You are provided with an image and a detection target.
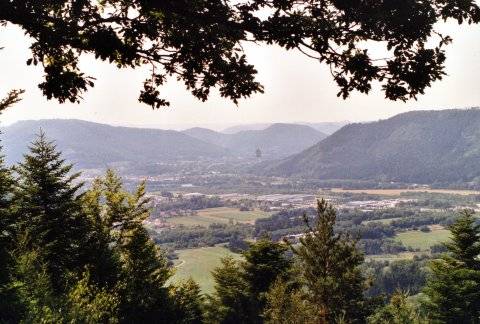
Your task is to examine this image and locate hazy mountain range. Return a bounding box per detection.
[183,123,327,158]
[262,109,480,184]
[0,120,327,166]
[222,122,347,135]
[4,110,480,185]
[0,120,229,167]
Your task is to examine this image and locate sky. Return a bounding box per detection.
[1,21,480,130]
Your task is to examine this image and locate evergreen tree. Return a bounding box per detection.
[170,279,205,324]
[0,89,23,322]
[66,270,120,323]
[368,291,427,324]
[10,248,64,323]
[422,210,480,323]
[12,131,90,292]
[119,225,171,322]
[264,279,314,324]
[209,257,250,324]
[210,238,291,324]
[290,199,368,323]
[88,170,173,322]
[0,143,19,322]
[241,237,292,323]
[80,177,121,288]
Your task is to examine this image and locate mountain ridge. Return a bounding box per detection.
[261,109,480,184]
[0,119,230,167]
[183,123,327,158]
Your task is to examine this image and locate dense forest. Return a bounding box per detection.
[263,109,480,184]
[2,133,480,323]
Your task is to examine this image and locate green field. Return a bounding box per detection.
[395,228,451,251]
[363,217,402,225]
[166,207,271,227]
[168,246,242,293]
[366,251,425,262]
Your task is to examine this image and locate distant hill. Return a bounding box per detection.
[184,123,327,159]
[1,119,229,167]
[222,122,347,135]
[222,123,271,134]
[261,109,480,184]
[302,122,349,135]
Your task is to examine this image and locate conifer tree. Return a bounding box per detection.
[0,89,23,321]
[209,256,250,324]
[80,177,121,288]
[422,210,480,322]
[0,141,19,321]
[290,199,368,323]
[210,238,291,324]
[241,237,292,323]
[367,291,427,324]
[66,270,120,323]
[9,248,64,323]
[264,279,314,324]
[13,131,89,292]
[170,279,205,324]
[87,170,173,322]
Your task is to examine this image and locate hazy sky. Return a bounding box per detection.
[1,21,480,130]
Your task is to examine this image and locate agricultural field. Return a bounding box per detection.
[169,245,242,293]
[166,207,271,227]
[395,227,451,251]
[330,188,480,196]
[366,251,425,262]
[362,217,403,225]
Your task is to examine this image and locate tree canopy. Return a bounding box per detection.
[1,0,479,108]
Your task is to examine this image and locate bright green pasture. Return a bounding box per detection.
[395,228,451,251]
[169,245,242,293]
[166,207,271,227]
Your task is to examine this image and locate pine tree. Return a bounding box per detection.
[241,237,292,323]
[12,131,90,292]
[367,291,427,324]
[422,210,480,323]
[0,144,20,321]
[209,238,291,324]
[170,279,205,324]
[119,225,171,322]
[10,248,65,323]
[264,279,314,324]
[290,199,368,323]
[80,177,121,288]
[89,170,173,322]
[66,270,120,323]
[209,256,250,324]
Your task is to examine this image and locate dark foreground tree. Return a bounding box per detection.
[13,131,90,293]
[368,291,427,324]
[0,125,17,321]
[289,199,368,323]
[170,279,205,324]
[263,279,314,324]
[0,89,24,111]
[1,1,479,107]
[82,170,173,322]
[422,210,480,323]
[209,237,291,323]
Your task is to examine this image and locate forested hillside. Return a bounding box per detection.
[184,123,327,158]
[263,109,480,184]
[1,119,229,167]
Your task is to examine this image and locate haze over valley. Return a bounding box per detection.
[4,109,480,188]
